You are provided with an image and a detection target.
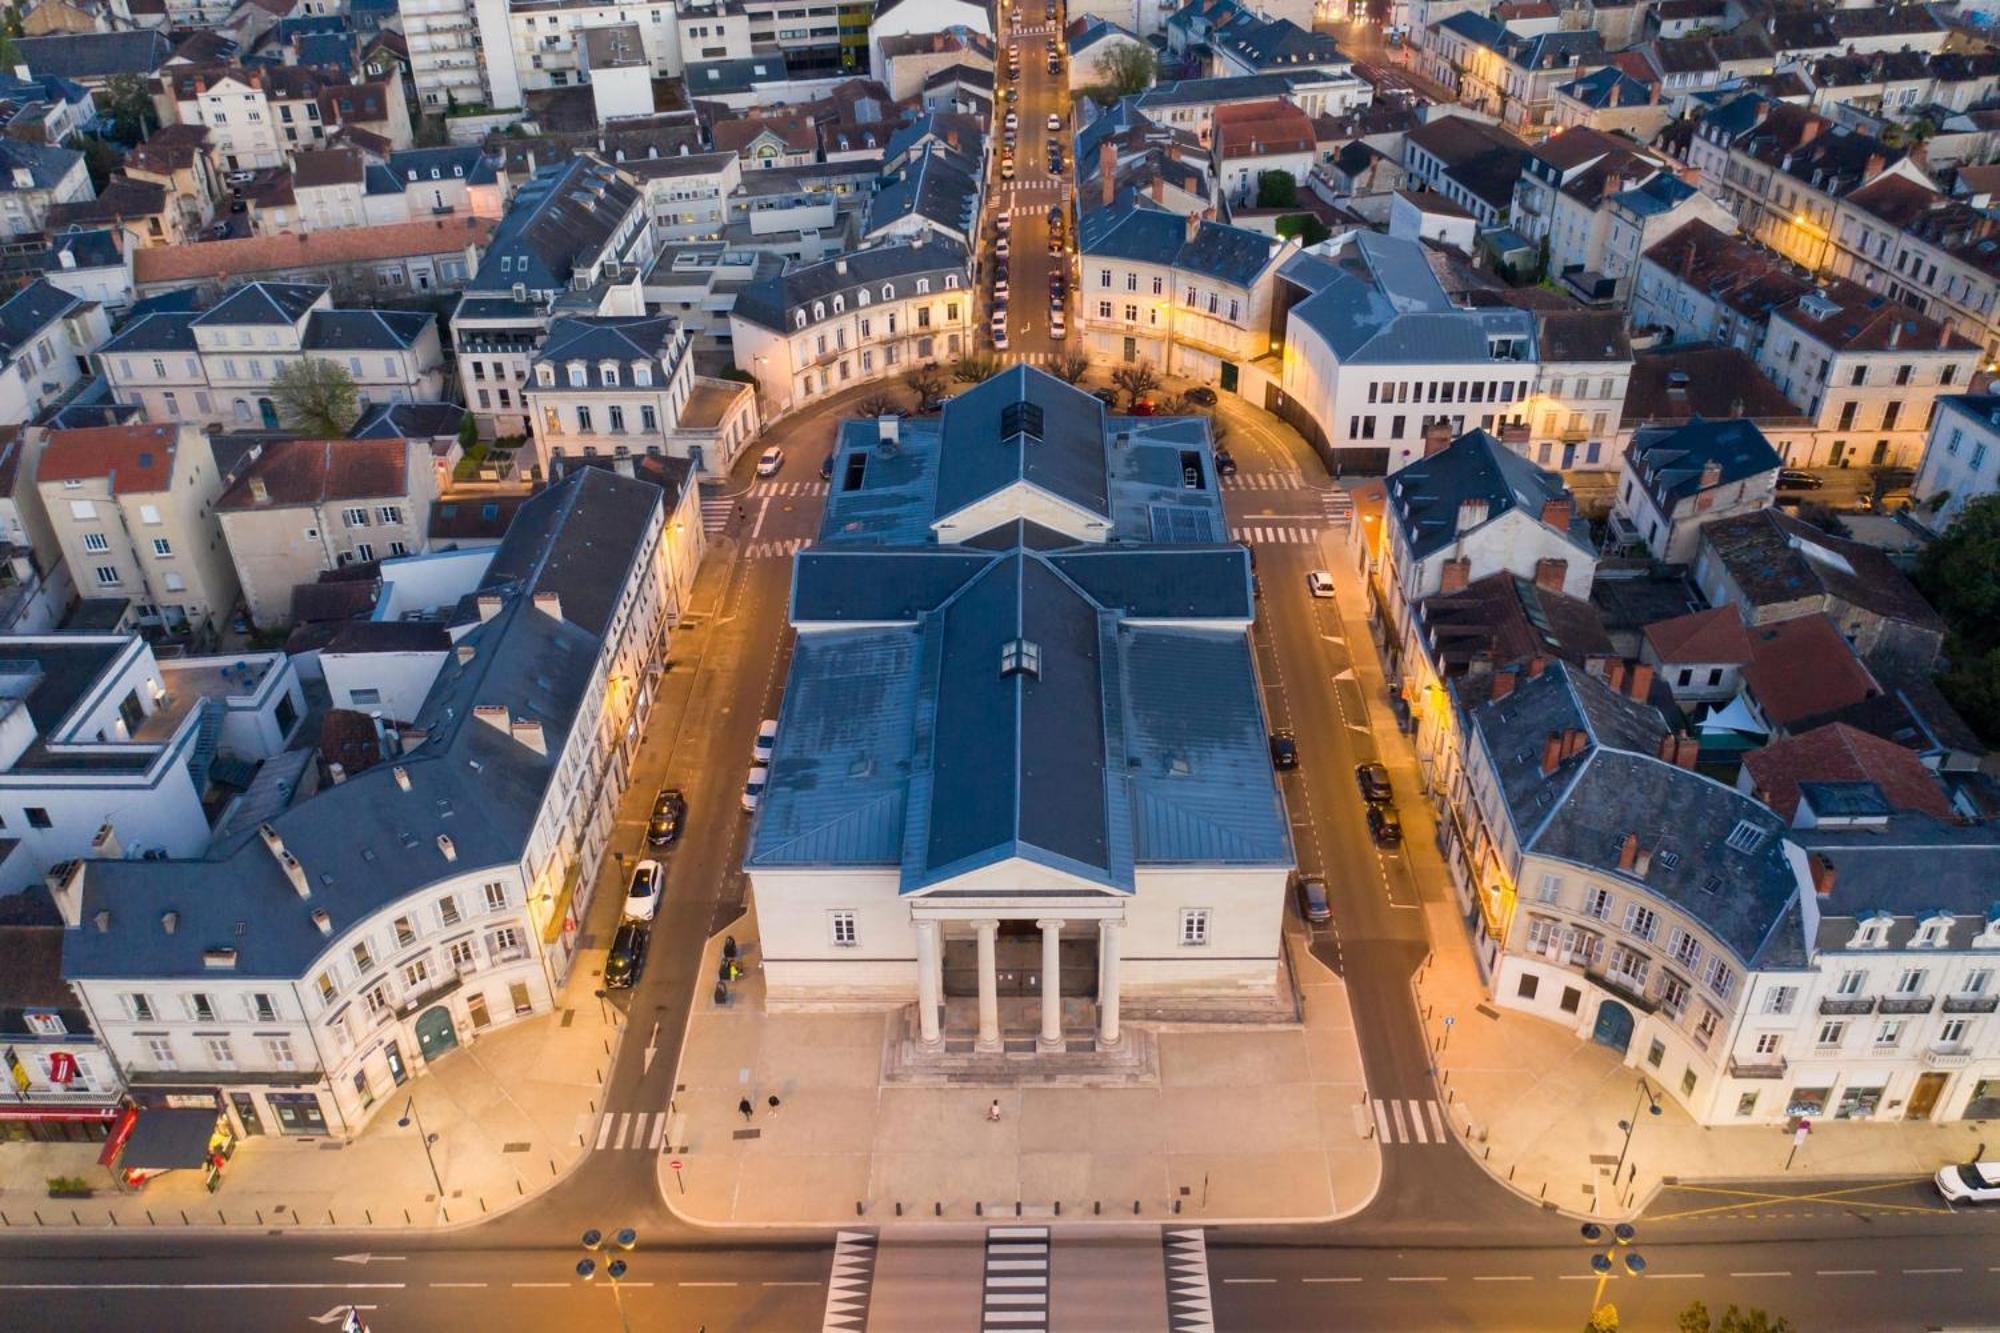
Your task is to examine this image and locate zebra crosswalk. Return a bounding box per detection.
[983,1225,1050,1332]
[1229,525,1325,545]
[1002,178,1068,194]
[1162,1228,1216,1333]
[701,497,734,534]
[745,538,808,560]
[1371,1096,1451,1147]
[588,1108,668,1152]
[997,351,1065,367]
[820,1230,878,1332]
[1220,473,1303,490]
[752,479,827,497]
[1322,487,1355,524]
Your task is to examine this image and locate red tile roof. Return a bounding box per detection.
[133,215,496,287]
[216,438,409,509]
[1213,98,1316,157]
[1741,721,1953,822]
[1740,613,1879,729]
[1644,604,1752,665]
[39,423,183,495]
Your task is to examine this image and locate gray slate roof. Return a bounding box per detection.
[934,367,1113,525]
[1078,202,1280,289]
[1388,428,1591,561]
[0,279,88,357]
[729,234,969,333]
[0,140,83,192]
[101,311,199,354]
[16,30,173,82]
[1627,417,1782,510]
[195,282,323,327]
[479,157,643,294]
[1283,230,1536,365]
[61,468,666,981]
[527,315,682,386]
[1794,813,2000,952]
[303,309,432,351]
[865,144,980,237]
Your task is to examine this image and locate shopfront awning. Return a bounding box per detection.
[117,1108,222,1170]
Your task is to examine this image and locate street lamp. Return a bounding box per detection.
[1580,1221,1644,1329]
[578,1226,639,1333]
[396,1096,445,1202]
[1610,1076,1662,1191]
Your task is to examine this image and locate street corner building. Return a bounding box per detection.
[744,367,1296,1052]
[43,465,701,1140]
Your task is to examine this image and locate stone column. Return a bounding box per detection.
[974,919,1001,1053]
[1098,920,1122,1049]
[1036,919,1065,1052]
[915,918,943,1050]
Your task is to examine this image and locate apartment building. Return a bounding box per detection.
[1826,172,2000,367]
[0,140,92,240]
[729,234,974,416]
[1525,309,1632,471]
[165,65,346,171]
[35,423,239,637]
[216,439,439,628]
[1077,204,1287,385]
[1401,113,1530,226]
[1912,392,2000,532]
[0,279,112,428]
[1631,220,1814,358]
[1612,416,1782,564]
[1420,12,1606,134]
[100,283,445,429]
[400,0,493,111]
[1276,230,1538,472]
[56,465,698,1141]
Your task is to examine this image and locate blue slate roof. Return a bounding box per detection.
[1558,67,1656,111]
[1138,72,1305,109]
[934,367,1113,525]
[102,310,198,354]
[865,144,980,237]
[0,279,88,358]
[60,468,667,981]
[1628,417,1783,510]
[1388,428,1592,562]
[481,157,643,295]
[730,235,969,334]
[1613,173,1697,218]
[1219,16,1346,70]
[528,315,682,386]
[1283,231,1536,365]
[48,227,120,270]
[1436,11,1506,46]
[687,54,788,95]
[1079,203,1279,288]
[195,282,322,327]
[1469,660,1805,966]
[15,30,172,82]
[0,139,82,192]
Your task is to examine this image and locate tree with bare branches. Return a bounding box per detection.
[1110,362,1160,409]
[856,392,902,417]
[1049,352,1091,384]
[902,367,948,413]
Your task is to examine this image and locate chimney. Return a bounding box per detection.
[161,910,178,935]
[1628,661,1654,701]
[437,834,458,862]
[835,256,848,275]
[1186,210,1202,242]
[511,717,547,755]
[1694,458,1723,511]
[1810,852,1837,896]
[1424,422,1453,456]
[1608,659,1627,694]
[476,593,503,621]
[45,860,84,928]
[1528,656,1548,678]
[91,824,123,860]
[1455,497,1489,533]
[1438,555,1471,593]
[474,703,512,732]
[1100,138,1117,208]
[312,907,333,936]
[1658,731,1680,763]
[1490,668,1517,702]
[1540,497,1571,532]
[879,416,899,444]
[1941,323,1956,351]
[532,589,562,621]
[393,764,411,791]
[1151,173,1165,204]
[328,762,347,785]
[1675,733,1700,769]
[1797,118,1823,148]
[1533,557,1568,592]
[1618,831,1640,871]
[1541,731,1564,774]
[1633,847,1653,877]
[249,475,270,504]
[1561,726,1587,760]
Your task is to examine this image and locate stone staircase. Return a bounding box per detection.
[881,1000,1160,1087]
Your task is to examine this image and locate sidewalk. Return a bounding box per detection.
[655,911,1381,1228]
[0,962,621,1231]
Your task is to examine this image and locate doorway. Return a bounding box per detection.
[467,993,491,1029]
[415,1006,459,1062]
[939,924,1101,996]
[1906,1071,1948,1120]
[1591,999,1635,1054]
[384,1040,408,1086]
[258,397,280,430]
[230,1092,263,1137]
[1220,360,1238,393]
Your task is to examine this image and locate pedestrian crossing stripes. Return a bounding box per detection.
[820,1230,877,1332]
[589,1109,668,1152]
[1162,1229,1216,1333]
[1228,525,1323,545]
[1219,473,1302,490]
[997,351,1063,366]
[1371,1097,1449,1146]
[700,497,734,534]
[983,1225,1050,1332]
[745,538,808,560]
[1322,488,1355,524]
[1002,179,1068,194]
[752,479,827,497]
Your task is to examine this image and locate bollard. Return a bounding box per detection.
[481,1198,488,1214]
[442,1206,449,1223]
[216,1210,224,1225]
[552,1159,559,1176]
[328,1211,335,1225]
[33,1211,43,1226]
[518,1180,525,1196]
[1015,1201,1022,1217]
[856,1202,865,1217]
[256,1210,264,1225]
[182,1210,190,1225]
[935,1202,942,1217]
[1508,1165,1516,1181]
[976,1201,984,1217]
[1133,1200,1141,1215]
[1539,1184,1547,1200]
[1094,1201,1101,1216]
[108,1212,118,1228]
[404,1209,412,1224]
[895,1202,902,1217]
[365,1209,372,1225]
[1054,1201,1061,1216]
[147,1211,155,1226]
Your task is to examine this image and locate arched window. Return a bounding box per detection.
[858,289,871,307]
[881,284,894,301]
[832,295,844,313]
[916,279,930,294]
[812,301,825,320]
[794,311,807,330]
[945,274,959,289]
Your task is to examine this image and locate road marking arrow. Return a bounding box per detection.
[309,1305,377,1326]
[643,1021,660,1074]
[332,1254,405,1266]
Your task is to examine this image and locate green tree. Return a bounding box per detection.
[1049,352,1091,385]
[457,411,479,451]
[1093,41,1156,97]
[1255,170,1299,209]
[1584,1303,1619,1333]
[1275,212,1331,247]
[97,74,158,145]
[1917,494,2000,648]
[1677,1300,1796,1333]
[1110,361,1160,408]
[270,359,360,437]
[80,137,124,192]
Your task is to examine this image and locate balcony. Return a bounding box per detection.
[1942,993,1999,1014]
[1878,994,1936,1015]
[1727,1056,1788,1080]
[1586,967,1658,1015]
[1817,995,1876,1015]
[1924,1045,1973,1069]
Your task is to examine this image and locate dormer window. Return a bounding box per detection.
[813,301,826,321]
[916,279,931,294]
[1000,638,1041,679]
[568,364,587,388]
[634,362,653,387]
[1853,917,1891,948]
[945,274,959,289]
[1916,915,1953,948]
[795,311,807,330]
[537,364,555,386]
[601,362,620,387]
[881,284,894,300]
[858,289,871,307]
[1723,820,1765,854]
[832,295,845,313]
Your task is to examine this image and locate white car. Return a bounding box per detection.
[1050,315,1067,341]
[622,859,663,922]
[756,446,784,476]
[996,235,1010,258]
[1004,112,1019,131]
[996,212,1011,232]
[1937,1161,2000,1203]
[742,766,770,812]
[753,718,778,763]
[993,324,1010,350]
[1307,570,1335,598]
[1046,114,1062,132]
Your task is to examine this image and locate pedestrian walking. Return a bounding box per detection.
[987,1099,1002,1123]
[738,1097,754,1123]
[767,1095,782,1115]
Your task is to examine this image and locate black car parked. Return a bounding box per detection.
[1270,730,1298,771]
[1354,762,1393,804]
[646,788,687,846]
[1183,386,1217,406]
[605,922,650,989]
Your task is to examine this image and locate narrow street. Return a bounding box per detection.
[987,0,1077,364]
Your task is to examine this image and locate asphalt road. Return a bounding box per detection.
[988,0,1076,361]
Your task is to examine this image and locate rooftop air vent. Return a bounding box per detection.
[312,907,332,936]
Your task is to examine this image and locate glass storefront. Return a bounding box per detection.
[1965,1078,2000,1120]
[1835,1084,1884,1119]
[266,1093,328,1136]
[1785,1086,1831,1117]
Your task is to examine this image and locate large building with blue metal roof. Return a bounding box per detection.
[746,368,1294,1054]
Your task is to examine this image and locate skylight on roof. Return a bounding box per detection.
[1000,638,1041,679]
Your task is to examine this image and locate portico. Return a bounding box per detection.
[913,909,1124,1054]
